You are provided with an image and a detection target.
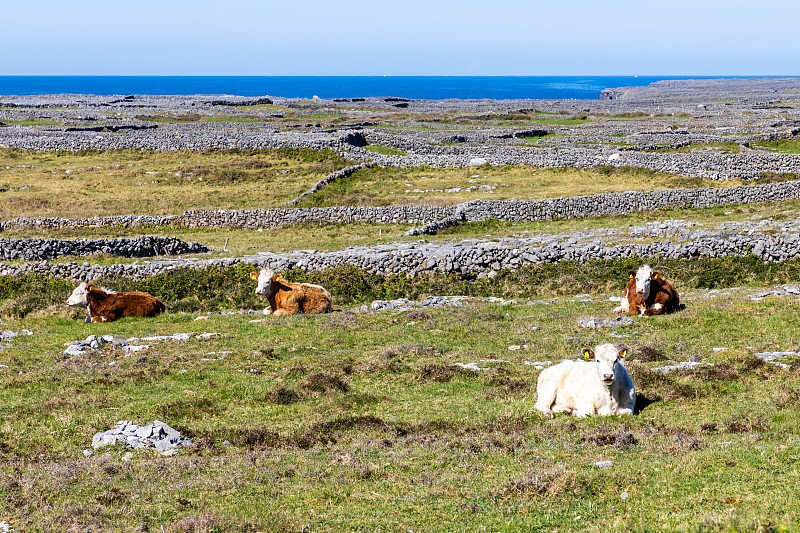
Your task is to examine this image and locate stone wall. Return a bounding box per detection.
[0,236,208,261]
[0,228,796,282]
[5,180,800,234]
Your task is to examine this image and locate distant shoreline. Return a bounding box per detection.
[0,75,782,100]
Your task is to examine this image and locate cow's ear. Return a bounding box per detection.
[272,274,282,282]
[620,349,627,359]
[653,272,659,280]
[628,270,635,279]
[583,349,595,361]
[250,272,259,280]
[87,284,93,290]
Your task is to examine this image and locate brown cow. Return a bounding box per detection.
[613,264,680,316]
[250,268,332,316]
[67,282,166,323]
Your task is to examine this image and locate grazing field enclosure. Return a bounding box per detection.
[2,78,800,531]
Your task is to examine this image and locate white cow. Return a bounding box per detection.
[534,343,636,418]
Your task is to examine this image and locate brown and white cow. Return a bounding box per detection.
[250,268,332,317]
[613,264,680,316]
[67,282,166,323]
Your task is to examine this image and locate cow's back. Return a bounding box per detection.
[298,282,332,314]
[88,289,165,321]
[120,291,166,317]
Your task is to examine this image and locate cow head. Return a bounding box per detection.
[250,268,281,297]
[67,282,89,306]
[631,264,659,299]
[584,343,627,386]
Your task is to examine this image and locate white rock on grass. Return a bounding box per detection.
[754,351,798,369]
[91,420,192,454]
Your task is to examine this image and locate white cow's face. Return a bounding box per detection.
[584,343,626,385]
[67,282,89,306]
[251,268,276,297]
[633,265,655,299]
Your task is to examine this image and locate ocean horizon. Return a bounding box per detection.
[0,75,765,100]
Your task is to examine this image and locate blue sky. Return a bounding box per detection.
[4,0,798,75]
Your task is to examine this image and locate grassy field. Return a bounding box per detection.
[0,148,748,215]
[294,164,738,208]
[2,146,800,531]
[0,148,348,218]
[1,269,800,531]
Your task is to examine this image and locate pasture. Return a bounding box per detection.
[1,145,800,532]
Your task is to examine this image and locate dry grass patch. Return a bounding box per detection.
[0,147,347,218]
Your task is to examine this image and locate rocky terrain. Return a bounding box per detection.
[1,78,799,180]
[3,215,799,281]
[1,77,799,279]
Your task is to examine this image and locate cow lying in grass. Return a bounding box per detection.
[67,282,166,323]
[250,268,332,317]
[613,264,680,316]
[534,343,635,418]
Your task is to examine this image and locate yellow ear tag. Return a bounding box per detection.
[250,272,258,280]
[653,273,659,280]
[621,350,627,359]
[584,351,591,360]
[629,274,634,279]
[276,275,282,281]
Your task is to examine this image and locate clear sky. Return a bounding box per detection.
[4,0,798,76]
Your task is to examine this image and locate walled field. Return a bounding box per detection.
[0,148,740,217]
[3,80,800,532]
[2,275,800,532]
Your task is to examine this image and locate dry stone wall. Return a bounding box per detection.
[3,220,800,282]
[5,181,800,235]
[0,236,208,261]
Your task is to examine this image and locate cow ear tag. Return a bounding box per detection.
[272,274,282,282]
[583,350,591,361]
[629,273,634,279]
[653,273,659,279]
[620,349,627,359]
[250,272,259,280]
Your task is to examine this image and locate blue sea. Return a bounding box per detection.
[0,75,734,100]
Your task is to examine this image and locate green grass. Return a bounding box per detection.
[362,145,407,156]
[295,163,737,208]
[755,139,800,154]
[3,257,800,530]
[4,132,800,530]
[2,119,61,126]
[2,147,739,216]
